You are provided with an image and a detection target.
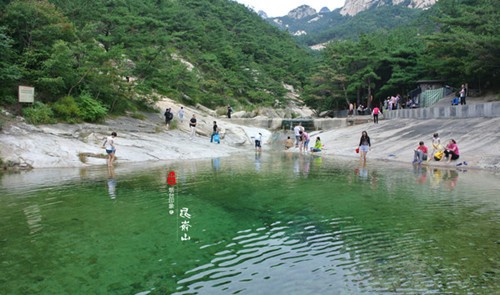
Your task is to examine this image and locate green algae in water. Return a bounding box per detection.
[0,154,498,294]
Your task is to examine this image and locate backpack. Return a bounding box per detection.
[434,150,444,161]
[165,111,173,120]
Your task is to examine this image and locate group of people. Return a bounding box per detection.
[164,106,185,130]
[384,94,402,110]
[164,107,216,141]
[451,84,467,106]
[413,133,461,165]
[287,123,324,153]
[165,105,234,142]
[100,127,463,169]
[347,102,381,124]
[356,130,463,167]
[105,102,466,168]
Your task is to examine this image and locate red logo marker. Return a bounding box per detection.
[167,171,176,186]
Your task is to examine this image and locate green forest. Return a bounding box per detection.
[0,0,498,123]
[303,0,500,112]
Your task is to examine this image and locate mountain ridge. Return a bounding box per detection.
[263,1,429,46]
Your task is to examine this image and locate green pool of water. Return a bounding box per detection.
[0,153,499,294]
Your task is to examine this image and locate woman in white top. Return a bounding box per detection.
[102,132,117,166]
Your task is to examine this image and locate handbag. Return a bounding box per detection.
[355,147,360,153]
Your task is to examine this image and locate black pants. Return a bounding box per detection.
[460,96,466,105]
[373,114,378,124]
[444,150,459,160]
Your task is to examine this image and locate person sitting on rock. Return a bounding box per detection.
[357,104,364,115]
[310,137,323,153]
[413,141,428,164]
[444,139,460,163]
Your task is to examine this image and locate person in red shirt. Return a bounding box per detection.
[444,139,460,163]
[372,106,380,124]
[413,141,428,164]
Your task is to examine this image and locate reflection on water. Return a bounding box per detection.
[254,152,261,172]
[419,166,462,191]
[107,166,117,199]
[23,204,43,235]
[0,154,499,294]
[212,157,221,172]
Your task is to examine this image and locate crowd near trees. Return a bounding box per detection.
[304,0,500,113]
[0,0,498,122]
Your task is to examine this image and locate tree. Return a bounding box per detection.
[423,0,500,89]
[0,27,21,91]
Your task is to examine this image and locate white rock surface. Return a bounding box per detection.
[0,99,273,168]
[340,0,436,16]
[2,99,499,171]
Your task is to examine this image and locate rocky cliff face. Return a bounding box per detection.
[319,7,331,14]
[340,0,436,16]
[257,10,268,19]
[287,5,317,19]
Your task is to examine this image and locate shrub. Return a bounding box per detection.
[170,119,178,130]
[52,96,82,123]
[130,112,146,120]
[77,93,108,122]
[23,102,55,124]
[215,107,227,116]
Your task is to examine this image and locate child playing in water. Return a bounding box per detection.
[284,136,294,150]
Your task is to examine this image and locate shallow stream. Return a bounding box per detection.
[1,153,498,294]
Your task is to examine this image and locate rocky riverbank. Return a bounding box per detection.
[314,117,500,171]
[1,98,500,171]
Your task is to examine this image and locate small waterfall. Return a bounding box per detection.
[270,130,293,149]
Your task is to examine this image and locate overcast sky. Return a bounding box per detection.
[234,0,345,17]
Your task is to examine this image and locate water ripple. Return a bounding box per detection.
[175,217,375,294]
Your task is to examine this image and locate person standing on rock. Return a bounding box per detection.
[178,106,185,123]
[372,106,380,124]
[164,108,173,130]
[428,133,441,162]
[299,130,310,153]
[358,130,371,165]
[460,84,467,105]
[102,132,117,167]
[211,121,220,144]
[227,105,232,118]
[189,114,197,139]
[293,123,302,148]
[255,133,262,152]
